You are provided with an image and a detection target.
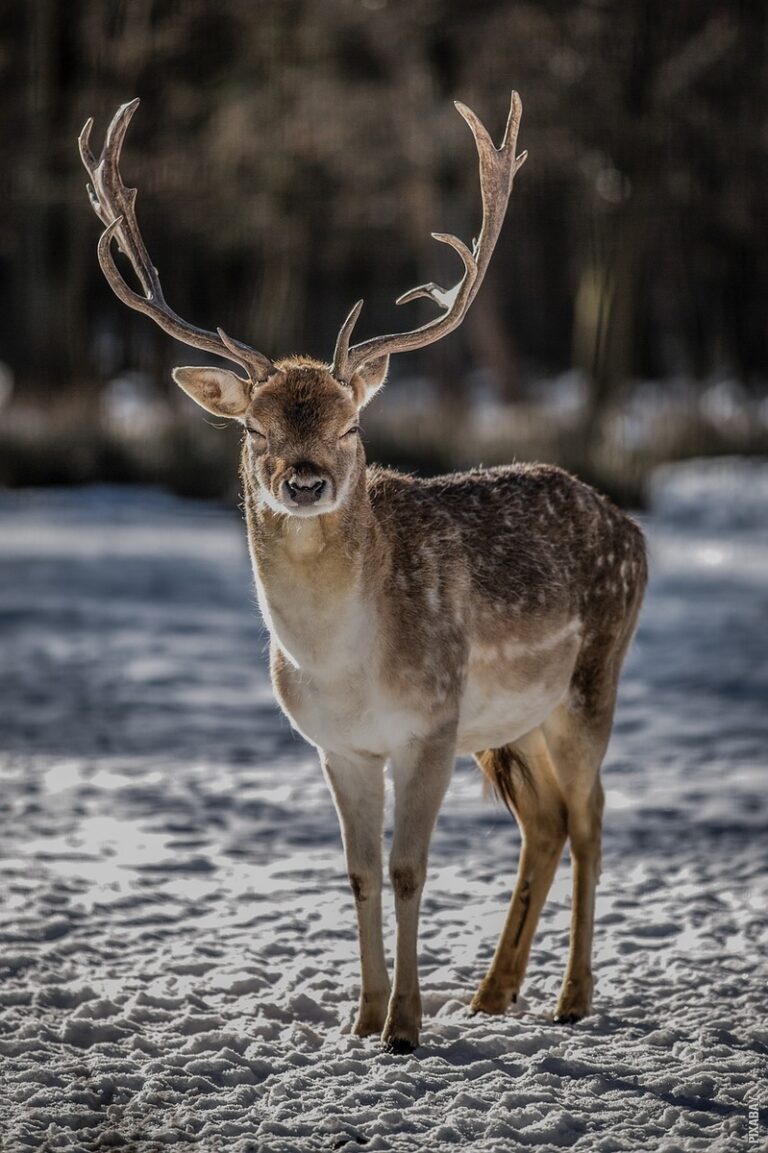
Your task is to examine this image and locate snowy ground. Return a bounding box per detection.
[0,459,766,1152]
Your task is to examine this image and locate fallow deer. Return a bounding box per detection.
[80,93,647,1053]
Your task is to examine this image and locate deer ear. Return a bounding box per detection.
[172,366,251,419]
[349,356,389,408]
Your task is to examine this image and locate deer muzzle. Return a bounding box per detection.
[282,471,329,508]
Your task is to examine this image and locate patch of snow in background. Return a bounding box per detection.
[0,459,766,1152]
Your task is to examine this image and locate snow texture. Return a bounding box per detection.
[0,458,766,1152]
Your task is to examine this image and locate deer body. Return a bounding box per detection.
[249,457,604,764]
[80,93,647,1053]
[237,426,645,1051]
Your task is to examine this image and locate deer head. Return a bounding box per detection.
[79,95,526,517]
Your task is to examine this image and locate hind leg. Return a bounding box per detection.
[471,728,568,1015]
[546,577,645,1022]
[543,703,609,1023]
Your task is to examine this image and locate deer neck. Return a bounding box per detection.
[243,469,375,671]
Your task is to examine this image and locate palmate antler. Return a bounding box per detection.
[331,92,527,382]
[78,99,275,382]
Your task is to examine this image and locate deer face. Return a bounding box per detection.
[172,356,388,518]
[244,361,363,518]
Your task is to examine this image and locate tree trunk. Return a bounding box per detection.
[466,267,521,401]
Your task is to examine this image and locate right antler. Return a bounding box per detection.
[332,92,526,383]
[79,100,275,381]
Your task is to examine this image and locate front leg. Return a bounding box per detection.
[321,750,389,1037]
[384,729,456,1053]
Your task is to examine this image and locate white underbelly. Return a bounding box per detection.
[289,665,576,759]
[278,618,583,760]
[456,674,570,754]
[279,673,432,759]
[456,623,581,754]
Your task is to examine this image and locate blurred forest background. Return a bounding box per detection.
[1,0,766,504]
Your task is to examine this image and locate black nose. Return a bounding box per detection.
[283,476,327,506]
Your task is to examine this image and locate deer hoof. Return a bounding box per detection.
[554,977,592,1024]
[381,1035,416,1055]
[353,1013,386,1038]
[470,979,516,1016]
[382,993,420,1054]
[553,1010,584,1025]
[352,989,390,1037]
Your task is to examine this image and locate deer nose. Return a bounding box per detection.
[283,474,328,507]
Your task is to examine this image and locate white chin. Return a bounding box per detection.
[282,502,337,519]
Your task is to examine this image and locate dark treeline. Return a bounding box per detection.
[1,0,766,491]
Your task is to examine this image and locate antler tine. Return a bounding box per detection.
[79,100,275,380]
[332,91,526,383]
[331,300,365,385]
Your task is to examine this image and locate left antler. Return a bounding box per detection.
[79,99,276,381]
[331,92,527,383]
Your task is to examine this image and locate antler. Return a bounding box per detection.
[78,100,275,381]
[332,92,526,382]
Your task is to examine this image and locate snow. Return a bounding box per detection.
[0,459,766,1152]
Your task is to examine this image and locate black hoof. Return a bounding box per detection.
[553,1011,582,1025]
[382,1036,416,1055]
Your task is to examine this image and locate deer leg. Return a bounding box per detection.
[555,776,604,1023]
[471,728,567,1015]
[543,701,610,1023]
[322,751,389,1037]
[384,732,456,1053]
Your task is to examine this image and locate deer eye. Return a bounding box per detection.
[341,425,359,439]
[246,425,266,440]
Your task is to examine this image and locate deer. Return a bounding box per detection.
[79,92,647,1054]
